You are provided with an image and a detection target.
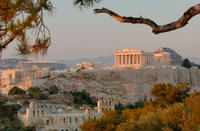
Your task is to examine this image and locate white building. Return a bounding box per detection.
[0,66,50,95]
[18,99,115,131]
[114,48,171,69]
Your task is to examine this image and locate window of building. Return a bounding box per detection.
[109,101,111,106]
[46,120,49,125]
[42,110,44,117]
[37,111,39,117]
[33,111,35,117]
[63,118,65,123]
[69,118,72,124]
[75,117,78,123]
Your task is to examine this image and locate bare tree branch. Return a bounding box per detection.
[93,4,200,34]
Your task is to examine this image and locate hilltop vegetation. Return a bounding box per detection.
[81,83,200,131]
[0,93,35,131]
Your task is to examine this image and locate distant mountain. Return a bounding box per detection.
[0,59,66,70]
[189,57,200,65]
[0,59,28,69]
[56,55,115,68]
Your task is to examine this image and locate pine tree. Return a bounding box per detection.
[181,58,192,69]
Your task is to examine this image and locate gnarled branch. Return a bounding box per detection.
[93,4,200,34]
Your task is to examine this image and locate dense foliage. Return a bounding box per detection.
[181,58,192,69]
[0,0,99,57]
[0,93,35,131]
[81,83,200,131]
[27,87,48,100]
[69,90,97,106]
[8,87,26,96]
[48,85,59,94]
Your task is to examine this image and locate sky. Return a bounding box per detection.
[3,0,200,60]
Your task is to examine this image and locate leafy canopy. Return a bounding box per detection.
[0,0,100,58]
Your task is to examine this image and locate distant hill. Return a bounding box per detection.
[0,59,66,70]
[189,57,200,65]
[0,51,199,70]
[0,59,28,69]
[56,55,115,68]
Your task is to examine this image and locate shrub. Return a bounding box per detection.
[181,58,192,69]
[49,85,59,94]
[69,90,96,106]
[8,87,26,96]
[28,87,48,100]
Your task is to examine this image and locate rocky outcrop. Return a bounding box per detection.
[42,67,200,105]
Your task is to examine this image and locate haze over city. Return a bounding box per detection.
[2,0,200,60]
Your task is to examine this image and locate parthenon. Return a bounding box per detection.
[114,48,170,69]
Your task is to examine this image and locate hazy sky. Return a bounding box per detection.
[3,0,200,60]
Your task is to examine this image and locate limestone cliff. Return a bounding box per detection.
[41,67,200,105]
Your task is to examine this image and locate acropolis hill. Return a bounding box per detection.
[39,47,200,105]
[42,67,200,105]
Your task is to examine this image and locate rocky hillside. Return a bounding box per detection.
[41,67,200,105]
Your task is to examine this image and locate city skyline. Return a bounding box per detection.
[2,0,200,60]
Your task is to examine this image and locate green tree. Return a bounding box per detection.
[151,83,191,104]
[8,87,26,96]
[81,83,198,131]
[49,85,59,94]
[0,0,53,57]
[0,93,7,104]
[181,58,192,69]
[70,90,96,106]
[0,0,99,57]
[28,87,48,100]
